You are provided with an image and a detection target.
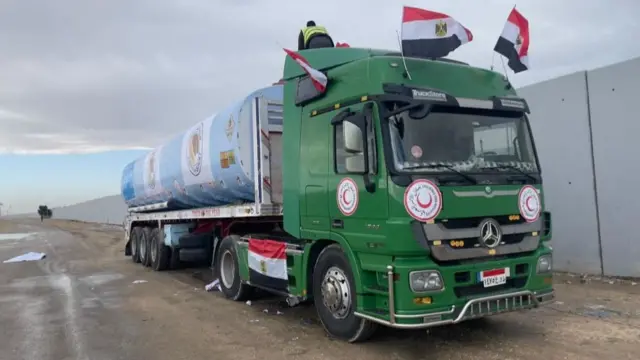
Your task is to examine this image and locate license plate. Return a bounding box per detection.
[478,267,510,288]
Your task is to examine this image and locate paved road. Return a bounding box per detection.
[0,219,639,360]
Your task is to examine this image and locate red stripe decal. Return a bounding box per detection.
[483,268,506,277]
[248,238,286,260]
[402,6,450,22]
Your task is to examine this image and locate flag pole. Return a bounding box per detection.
[396,30,412,80]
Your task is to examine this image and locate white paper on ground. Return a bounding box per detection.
[3,252,46,263]
[205,279,221,292]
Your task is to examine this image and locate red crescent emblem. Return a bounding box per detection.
[416,191,433,209]
[342,188,351,205]
[525,196,535,212]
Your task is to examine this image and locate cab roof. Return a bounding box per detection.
[282,47,472,80]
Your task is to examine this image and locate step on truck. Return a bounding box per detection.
[121,47,555,343]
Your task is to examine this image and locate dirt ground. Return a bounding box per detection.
[0,218,639,360]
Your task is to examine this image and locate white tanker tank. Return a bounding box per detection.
[120,84,283,211]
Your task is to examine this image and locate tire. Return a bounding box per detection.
[139,227,152,267]
[216,235,253,301]
[130,227,142,263]
[313,244,378,343]
[169,249,181,270]
[150,227,171,271]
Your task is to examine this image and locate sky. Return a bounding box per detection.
[0,0,639,214]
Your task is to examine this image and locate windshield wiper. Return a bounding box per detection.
[481,164,537,182]
[403,163,477,184]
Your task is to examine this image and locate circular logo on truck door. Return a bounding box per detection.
[518,185,541,222]
[404,179,443,222]
[337,178,359,216]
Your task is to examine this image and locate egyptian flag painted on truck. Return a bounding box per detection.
[401,6,473,59]
[248,238,288,291]
[494,8,530,73]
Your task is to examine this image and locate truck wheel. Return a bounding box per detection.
[169,249,181,270]
[313,244,378,343]
[139,227,152,267]
[130,227,142,263]
[150,227,170,271]
[216,235,253,301]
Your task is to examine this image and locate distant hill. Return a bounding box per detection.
[51,194,127,224]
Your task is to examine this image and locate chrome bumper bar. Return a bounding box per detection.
[354,265,555,329]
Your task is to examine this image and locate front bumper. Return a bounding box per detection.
[354,265,555,329]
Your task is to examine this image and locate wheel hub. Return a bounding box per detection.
[220,250,235,289]
[150,237,157,263]
[140,236,146,257]
[131,235,137,254]
[321,266,351,319]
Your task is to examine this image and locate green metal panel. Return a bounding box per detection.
[326,102,390,253]
[282,80,303,237]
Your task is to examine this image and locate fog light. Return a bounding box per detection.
[537,255,552,274]
[409,270,444,292]
[413,296,433,305]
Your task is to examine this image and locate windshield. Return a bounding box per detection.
[387,107,538,173]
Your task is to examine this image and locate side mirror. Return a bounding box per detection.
[343,121,364,153]
[408,103,432,119]
[344,155,365,173]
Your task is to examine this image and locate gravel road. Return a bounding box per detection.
[0,218,638,360]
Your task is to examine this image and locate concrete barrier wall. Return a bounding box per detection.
[51,195,127,225]
[519,56,640,277]
[586,59,640,277]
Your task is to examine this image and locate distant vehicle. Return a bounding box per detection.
[120,47,554,343]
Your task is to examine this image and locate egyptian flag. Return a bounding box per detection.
[494,8,530,73]
[248,238,288,291]
[283,48,328,92]
[401,6,473,59]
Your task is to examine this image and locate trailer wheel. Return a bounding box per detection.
[139,227,152,267]
[130,227,142,263]
[150,227,170,271]
[313,244,378,343]
[169,249,181,270]
[216,235,253,301]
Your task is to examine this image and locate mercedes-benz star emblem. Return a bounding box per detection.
[479,218,502,249]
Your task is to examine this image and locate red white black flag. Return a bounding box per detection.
[494,8,530,73]
[248,238,288,291]
[400,6,473,59]
[283,48,328,92]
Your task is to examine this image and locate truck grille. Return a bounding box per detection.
[454,277,527,298]
[440,215,524,230]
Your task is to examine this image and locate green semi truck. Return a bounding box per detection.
[122,47,554,343]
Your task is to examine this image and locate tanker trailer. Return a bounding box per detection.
[120,84,283,212]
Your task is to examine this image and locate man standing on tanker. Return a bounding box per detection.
[298,20,334,50]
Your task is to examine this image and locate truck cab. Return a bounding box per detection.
[281,47,554,339]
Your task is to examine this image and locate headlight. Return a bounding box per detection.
[409,270,444,292]
[537,255,553,273]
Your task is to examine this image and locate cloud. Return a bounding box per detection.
[0,0,638,154]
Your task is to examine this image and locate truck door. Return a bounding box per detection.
[327,102,388,250]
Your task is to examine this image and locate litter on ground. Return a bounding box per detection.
[3,251,46,263]
[205,279,221,292]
